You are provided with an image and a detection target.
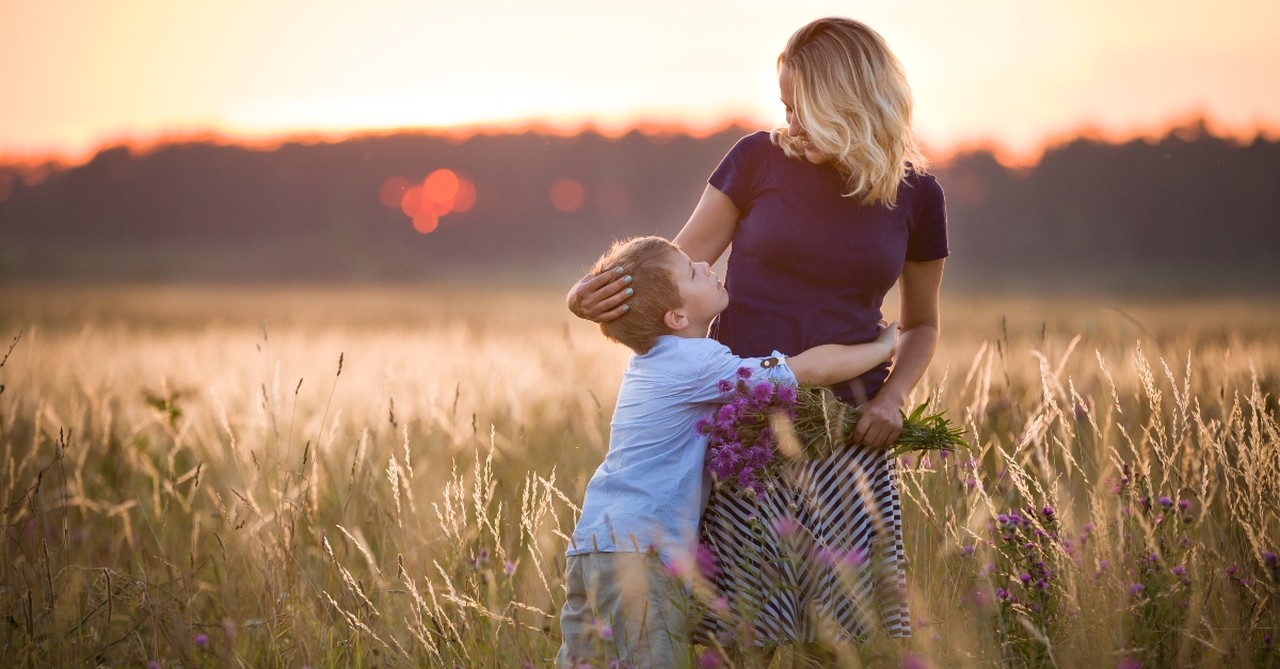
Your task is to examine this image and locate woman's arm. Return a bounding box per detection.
[673,184,738,265]
[852,258,945,448]
[566,184,739,321]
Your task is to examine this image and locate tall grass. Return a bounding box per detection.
[1,286,1277,667]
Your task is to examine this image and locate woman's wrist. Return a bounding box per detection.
[871,385,908,410]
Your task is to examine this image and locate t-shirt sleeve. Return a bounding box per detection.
[708,132,767,212]
[906,175,949,262]
[686,342,799,403]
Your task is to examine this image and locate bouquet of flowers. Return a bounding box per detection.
[697,367,967,498]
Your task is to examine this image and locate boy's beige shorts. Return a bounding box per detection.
[557,551,692,668]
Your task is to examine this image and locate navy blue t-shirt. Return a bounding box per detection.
[708,131,949,403]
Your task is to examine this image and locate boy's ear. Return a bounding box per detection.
[663,308,688,331]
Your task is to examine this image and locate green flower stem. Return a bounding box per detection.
[787,385,968,460]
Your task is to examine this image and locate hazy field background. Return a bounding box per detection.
[1,284,1278,668]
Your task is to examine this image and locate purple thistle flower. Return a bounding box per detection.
[771,515,799,537]
[735,367,753,380]
[717,378,733,394]
[751,381,774,402]
[698,649,723,669]
[1178,498,1191,511]
[194,633,209,648]
[1042,505,1055,519]
[995,587,1009,600]
[775,384,797,405]
[842,548,868,567]
[708,449,739,478]
[1158,496,1173,507]
[1264,551,1278,567]
[696,544,720,580]
[1172,565,1186,577]
[1019,572,1032,585]
[1128,583,1144,597]
[901,652,929,669]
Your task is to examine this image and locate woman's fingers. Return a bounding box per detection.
[854,400,903,449]
[576,268,634,322]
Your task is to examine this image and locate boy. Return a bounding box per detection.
[557,236,897,668]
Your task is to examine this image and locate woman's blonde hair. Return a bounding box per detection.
[772,17,927,206]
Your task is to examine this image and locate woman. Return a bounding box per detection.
[568,16,947,654]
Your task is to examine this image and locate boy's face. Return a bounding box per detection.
[666,248,729,328]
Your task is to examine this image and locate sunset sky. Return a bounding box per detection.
[3,0,1278,165]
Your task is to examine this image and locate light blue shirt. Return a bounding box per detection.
[568,335,797,567]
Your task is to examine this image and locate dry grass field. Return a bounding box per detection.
[1,284,1278,668]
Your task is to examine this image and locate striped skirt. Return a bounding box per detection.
[696,443,909,646]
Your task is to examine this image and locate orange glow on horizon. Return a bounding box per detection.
[1,112,1274,177]
[3,3,1279,172]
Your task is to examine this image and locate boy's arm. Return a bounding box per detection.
[786,323,898,386]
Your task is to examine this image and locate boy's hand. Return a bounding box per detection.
[875,321,901,361]
[567,267,634,322]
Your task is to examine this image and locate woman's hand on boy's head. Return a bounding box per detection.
[567,266,635,323]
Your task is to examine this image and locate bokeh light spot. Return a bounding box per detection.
[550,178,585,213]
[397,167,473,232]
[413,213,440,235]
[379,175,410,208]
[400,185,424,217]
[424,169,459,204]
[454,175,477,213]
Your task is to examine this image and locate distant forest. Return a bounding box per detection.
[2,121,1277,293]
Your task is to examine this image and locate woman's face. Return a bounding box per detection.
[778,64,826,165]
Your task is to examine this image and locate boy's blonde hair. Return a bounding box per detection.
[589,236,683,354]
[772,17,928,207]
